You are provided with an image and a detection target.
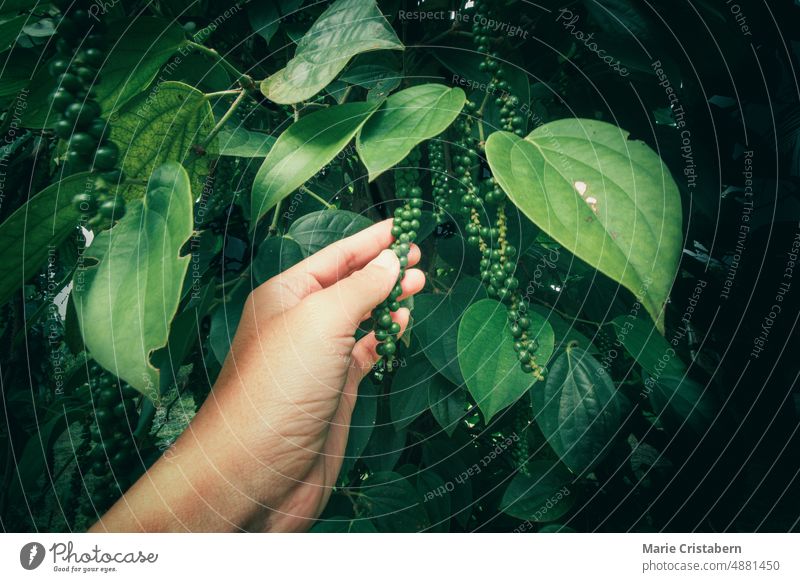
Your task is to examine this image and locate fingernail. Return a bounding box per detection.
[372,249,398,270]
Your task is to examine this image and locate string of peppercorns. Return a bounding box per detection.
[468,0,545,380]
[84,363,141,511]
[429,139,450,222]
[509,405,532,476]
[372,149,424,376]
[50,0,125,230]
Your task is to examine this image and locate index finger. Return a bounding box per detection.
[284,218,415,289]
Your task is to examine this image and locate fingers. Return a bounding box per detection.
[251,219,420,323]
[307,249,401,333]
[349,308,411,381]
[283,219,419,290]
[357,268,426,323]
[396,268,425,301]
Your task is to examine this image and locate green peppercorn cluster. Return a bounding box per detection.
[510,406,532,476]
[372,149,424,373]
[84,364,140,509]
[438,0,545,380]
[49,0,124,229]
[429,140,451,221]
[473,1,526,137]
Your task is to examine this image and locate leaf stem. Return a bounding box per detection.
[269,198,283,235]
[203,90,243,100]
[476,90,491,117]
[186,41,255,90]
[532,298,600,327]
[199,90,247,151]
[300,186,334,209]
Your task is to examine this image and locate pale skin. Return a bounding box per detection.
[89,220,425,532]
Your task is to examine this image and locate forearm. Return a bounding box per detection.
[89,385,289,532]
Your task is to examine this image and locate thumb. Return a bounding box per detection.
[307,249,400,332]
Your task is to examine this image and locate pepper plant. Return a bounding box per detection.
[1,0,797,532]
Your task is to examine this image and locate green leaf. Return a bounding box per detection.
[532,346,622,474]
[110,81,214,200]
[339,378,378,481]
[252,236,304,284]
[9,409,85,501]
[248,0,303,43]
[208,282,249,366]
[500,461,574,522]
[310,516,377,532]
[216,125,276,158]
[611,315,685,377]
[413,277,486,385]
[486,119,682,331]
[339,52,402,95]
[251,102,379,224]
[530,305,597,355]
[0,49,36,99]
[390,356,435,430]
[362,421,406,474]
[0,0,38,13]
[357,84,465,181]
[287,209,373,257]
[647,374,717,435]
[0,172,87,307]
[72,163,194,401]
[427,376,466,436]
[260,0,403,104]
[0,15,26,52]
[417,469,451,532]
[21,18,185,128]
[612,314,717,433]
[538,524,577,533]
[458,299,553,421]
[356,471,430,532]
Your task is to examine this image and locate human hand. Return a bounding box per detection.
[90,219,424,532]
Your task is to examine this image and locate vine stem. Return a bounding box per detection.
[198,90,247,151]
[203,89,242,99]
[532,298,600,327]
[476,90,492,117]
[269,198,283,235]
[300,186,334,209]
[185,41,255,89]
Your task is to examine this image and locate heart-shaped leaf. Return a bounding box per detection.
[252,236,304,284]
[73,163,194,401]
[500,461,574,522]
[532,346,622,474]
[251,102,379,225]
[260,0,403,104]
[486,119,682,331]
[287,209,373,257]
[357,84,466,181]
[355,471,430,532]
[458,299,553,421]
